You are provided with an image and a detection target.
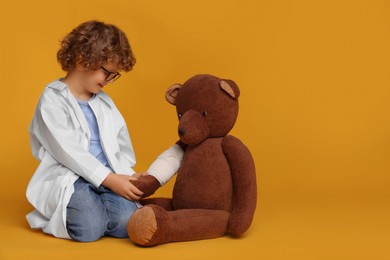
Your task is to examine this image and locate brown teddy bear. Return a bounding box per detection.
[128,74,257,246]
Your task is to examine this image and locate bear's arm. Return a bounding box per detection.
[131,174,161,198]
[222,135,257,235]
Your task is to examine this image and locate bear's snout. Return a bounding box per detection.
[177,110,209,146]
[178,127,185,136]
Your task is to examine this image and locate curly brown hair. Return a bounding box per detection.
[57,20,136,72]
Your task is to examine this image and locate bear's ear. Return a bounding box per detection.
[165,83,182,105]
[220,79,240,99]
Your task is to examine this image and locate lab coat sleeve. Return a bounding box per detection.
[117,124,136,175]
[32,98,111,188]
[147,144,184,185]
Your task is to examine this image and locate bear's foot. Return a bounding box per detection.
[127,205,166,246]
[128,205,231,247]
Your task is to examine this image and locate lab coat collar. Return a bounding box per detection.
[96,91,112,108]
[47,79,112,107]
[47,79,67,91]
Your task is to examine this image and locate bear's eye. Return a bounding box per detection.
[201,111,208,117]
[178,114,182,120]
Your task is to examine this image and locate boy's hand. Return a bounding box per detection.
[102,173,144,201]
[131,172,148,178]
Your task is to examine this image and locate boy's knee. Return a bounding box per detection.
[66,205,108,242]
[67,220,107,242]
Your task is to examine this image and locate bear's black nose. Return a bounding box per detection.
[178,127,185,136]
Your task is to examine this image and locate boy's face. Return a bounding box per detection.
[76,63,120,96]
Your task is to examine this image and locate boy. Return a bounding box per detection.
[26,20,182,242]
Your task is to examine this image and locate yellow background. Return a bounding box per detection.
[1,0,389,259]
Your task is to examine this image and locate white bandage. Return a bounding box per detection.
[147,144,184,185]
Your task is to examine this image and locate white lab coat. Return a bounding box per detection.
[26,79,183,239]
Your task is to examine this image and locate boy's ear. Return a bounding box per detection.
[165,84,182,105]
[75,55,87,72]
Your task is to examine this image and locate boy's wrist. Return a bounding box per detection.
[101,172,115,188]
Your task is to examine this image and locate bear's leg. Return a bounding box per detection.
[127,204,230,247]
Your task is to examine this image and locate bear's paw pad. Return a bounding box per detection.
[127,206,157,245]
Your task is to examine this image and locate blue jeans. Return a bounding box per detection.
[66,177,139,242]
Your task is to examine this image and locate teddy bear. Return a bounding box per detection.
[128,74,257,246]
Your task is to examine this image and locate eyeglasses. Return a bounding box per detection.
[100,66,121,82]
